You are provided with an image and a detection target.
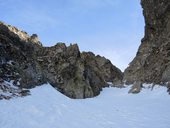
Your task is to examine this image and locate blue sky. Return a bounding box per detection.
[0,0,144,71]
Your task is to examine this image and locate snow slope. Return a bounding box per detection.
[0,84,170,128]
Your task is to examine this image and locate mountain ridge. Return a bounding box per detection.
[0,21,123,99]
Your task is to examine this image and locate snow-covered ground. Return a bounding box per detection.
[0,84,170,128]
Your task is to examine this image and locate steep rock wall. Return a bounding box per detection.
[124,0,170,92]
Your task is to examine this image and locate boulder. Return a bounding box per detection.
[128,81,142,94]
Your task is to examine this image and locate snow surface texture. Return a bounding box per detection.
[0,84,170,128]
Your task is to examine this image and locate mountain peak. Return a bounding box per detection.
[0,21,42,46]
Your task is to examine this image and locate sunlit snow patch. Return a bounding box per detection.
[0,83,170,128]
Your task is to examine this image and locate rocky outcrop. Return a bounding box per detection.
[0,80,30,100]
[0,21,123,99]
[81,52,123,87]
[128,81,142,94]
[124,0,170,93]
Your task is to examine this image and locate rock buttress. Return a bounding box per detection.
[124,0,170,93]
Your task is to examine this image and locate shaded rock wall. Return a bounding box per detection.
[124,0,170,91]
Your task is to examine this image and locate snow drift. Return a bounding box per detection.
[0,84,170,128]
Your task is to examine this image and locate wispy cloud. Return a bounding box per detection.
[16,9,57,32]
[0,0,58,33]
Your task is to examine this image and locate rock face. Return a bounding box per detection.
[0,80,30,100]
[81,52,123,87]
[0,21,123,99]
[124,0,170,93]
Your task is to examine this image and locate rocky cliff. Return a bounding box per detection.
[124,0,170,93]
[0,22,123,99]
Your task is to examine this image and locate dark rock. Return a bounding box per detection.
[19,89,31,96]
[30,34,43,46]
[0,21,122,99]
[0,81,30,100]
[124,0,170,94]
[0,78,3,83]
[167,82,170,94]
[81,52,123,87]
